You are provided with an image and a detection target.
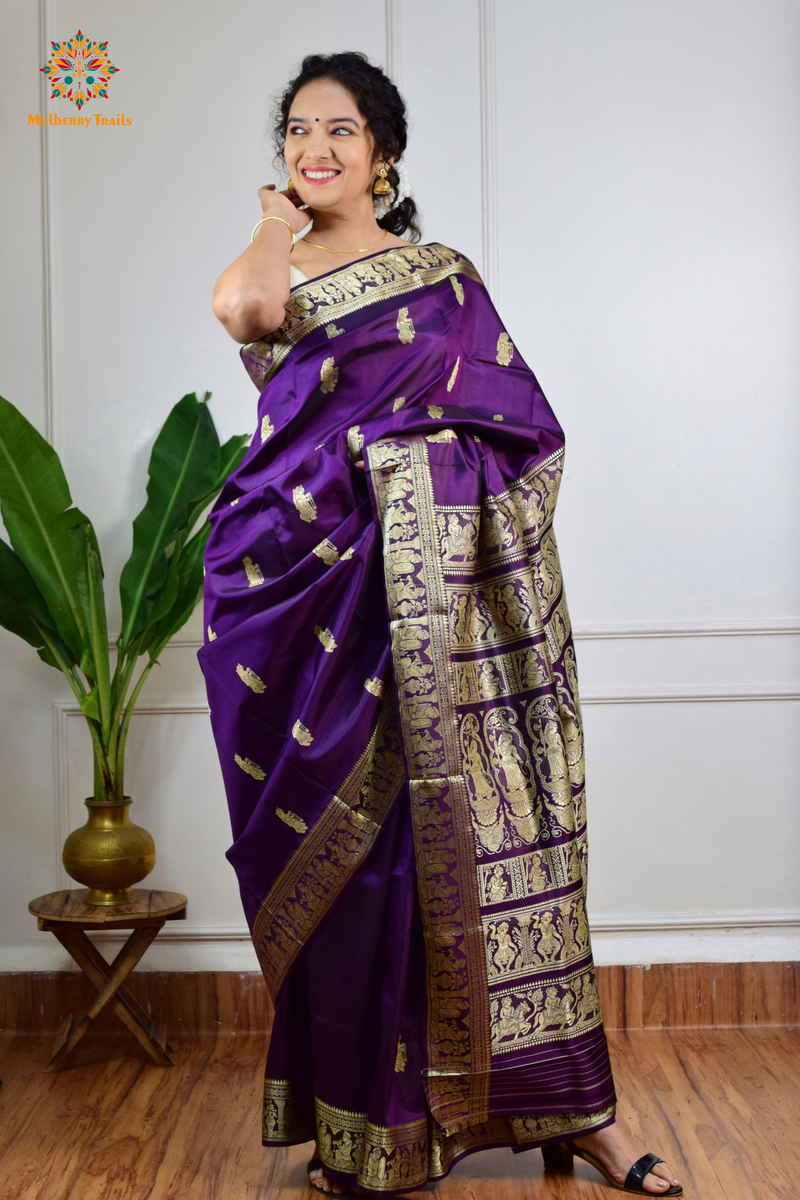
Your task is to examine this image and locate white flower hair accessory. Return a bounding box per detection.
[374,158,411,219]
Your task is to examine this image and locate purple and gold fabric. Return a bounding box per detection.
[199,243,616,1196]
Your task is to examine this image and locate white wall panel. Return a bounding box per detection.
[1,0,798,970]
[495,0,800,624]
[0,1,47,431]
[395,0,483,264]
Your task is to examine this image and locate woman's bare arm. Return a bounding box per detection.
[212,186,311,343]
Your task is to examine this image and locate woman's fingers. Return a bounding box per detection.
[355,460,365,470]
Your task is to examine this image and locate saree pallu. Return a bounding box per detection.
[199,243,616,1196]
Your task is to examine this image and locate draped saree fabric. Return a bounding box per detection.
[199,243,616,1195]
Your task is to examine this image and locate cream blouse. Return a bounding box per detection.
[289,264,310,288]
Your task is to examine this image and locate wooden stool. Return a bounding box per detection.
[28,888,187,1072]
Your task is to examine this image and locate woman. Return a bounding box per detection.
[199,51,682,1199]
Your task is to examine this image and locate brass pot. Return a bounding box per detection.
[62,797,156,906]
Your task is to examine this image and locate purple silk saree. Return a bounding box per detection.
[199,243,616,1196]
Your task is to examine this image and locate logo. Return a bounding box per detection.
[40,30,119,111]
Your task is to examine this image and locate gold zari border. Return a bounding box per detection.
[264,1078,615,1191]
[369,435,492,1132]
[252,687,405,995]
[368,433,602,1133]
[241,243,482,391]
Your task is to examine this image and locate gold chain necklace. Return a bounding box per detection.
[302,229,388,254]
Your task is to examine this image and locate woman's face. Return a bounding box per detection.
[284,78,385,213]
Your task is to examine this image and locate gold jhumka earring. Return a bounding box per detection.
[287,176,295,190]
[372,166,391,195]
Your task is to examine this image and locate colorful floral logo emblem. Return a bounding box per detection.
[40,30,119,111]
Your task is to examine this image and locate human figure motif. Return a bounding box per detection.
[484,506,515,552]
[535,910,563,962]
[335,1130,354,1169]
[488,920,519,974]
[452,593,470,646]
[494,729,530,801]
[579,973,599,1021]
[521,647,547,689]
[574,898,591,953]
[462,718,504,851]
[318,1125,333,1161]
[487,863,510,903]
[457,666,476,705]
[532,715,575,833]
[478,658,502,698]
[537,532,561,604]
[504,582,537,634]
[542,985,574,1028]
[567,840,583,883]
[367,1147,384,1182]
[492,995,531,1042]
[527,852,548,894]
[442,513,476,561]
[466,593,494,643]
[541,718,568,783]
[561,712,585,786]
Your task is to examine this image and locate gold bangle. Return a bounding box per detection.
[250,214,296,249]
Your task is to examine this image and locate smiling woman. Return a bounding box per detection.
[201,50,682,1200]
[210,55,420,345]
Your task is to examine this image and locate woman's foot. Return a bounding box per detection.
[572,1123,681,1193]
[309,1144,347,1195]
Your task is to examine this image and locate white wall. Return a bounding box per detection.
[1,0,797,971]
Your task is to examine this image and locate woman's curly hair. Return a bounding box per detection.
[273,51,421,242]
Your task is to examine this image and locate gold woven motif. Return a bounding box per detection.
[496,332,514,366]
[397,306,415,343]
[276,807,308,834]
[313,538,340,565]
[292,485,317,523]
[314,625,338,653]
[320,356,338,393]
[292,720,314,745]
[236,663,266,693]
[242,555,264,586]
[234,754,265,781]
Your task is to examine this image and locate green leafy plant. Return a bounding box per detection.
[0,391,247,802]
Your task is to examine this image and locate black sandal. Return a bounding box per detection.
[542,1141,683,1195]
[306,1154,354,1197]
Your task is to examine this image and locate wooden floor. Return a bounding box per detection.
[0,1028,797,1200]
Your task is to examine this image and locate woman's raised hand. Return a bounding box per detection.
[257,184,312,236]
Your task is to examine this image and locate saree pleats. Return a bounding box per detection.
[262,771,614,1196]
[199,244,617,1198]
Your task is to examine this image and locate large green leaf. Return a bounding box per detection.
[0,395,89,660]
[68,520,111,736]
[0,537,71,659]
[182,431,250,535]
[119,392,220,646]
[144,523,210,661]
[144,430,248,628]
